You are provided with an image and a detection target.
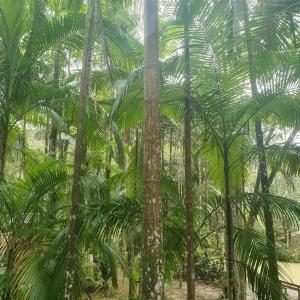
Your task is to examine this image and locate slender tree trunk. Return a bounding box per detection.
[45,115,49,154]
[127,129,139,300]
[49,124,58,158]
[161,129,164,173]
[127,238,135,300]
[248,126,276,227]
[223,145,236,300]
[255,121,281,299]
[0,116,9,182]
[49,48,61,159]
[183,5,196,300]
[253,126,275,194]
[141,0,164,298]
[64,0,96,298]
[169,126,173,178]
[20,118,27,176]
[242,1,281,298]
[49,48,62,220]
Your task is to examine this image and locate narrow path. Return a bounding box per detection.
[165,281,222,300]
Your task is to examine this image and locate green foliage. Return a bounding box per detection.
[194,251,224,283]
[0,0,299,299]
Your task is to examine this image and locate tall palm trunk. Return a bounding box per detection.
[255,121,281,298]
[128,128,139,300]
[141,0,164,299]
[223,145,236,300]
[64,0,96,298]
[0,114,9,182]
[19,118,27,176]
[49,125,58,158]
[242,0,281,298]
[169,126,173,178]
[49,49,62,219]
[183,5,195,300]
[49,47,61,159]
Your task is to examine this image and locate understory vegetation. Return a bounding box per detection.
[0,0,300,299]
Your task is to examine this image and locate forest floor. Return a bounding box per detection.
[87,279,223,300]
[87,271,300,300]
[87,241,300,300]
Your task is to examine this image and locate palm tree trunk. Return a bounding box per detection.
[45,115,49,154]
[0,116,9,182]
[242,1,281,298]
[127,238,135,300]
[141,0,164,298]
[183,5,195,300]
[169,126,173,178]
[223,145,236,300]
[64,0,96,298]
[49,124,58,158]
[247,126,275,227]
[49,48,61,159]
[253,126,275,194]
[255,121,281,298]
[127,128,139,299]
[19,118,26,176]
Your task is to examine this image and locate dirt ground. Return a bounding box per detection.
[165,281,222,300]
[87,279,223,300]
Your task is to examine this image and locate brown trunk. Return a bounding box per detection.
[49,48,61,159]
[223,145,236,300]
[45,115,49,154]
[248,126,276,227]
[0,116,9,182]
[127,239,135,300]
[183,5,196,300]
[169,126,173,178]
[20,118,26,176]
[49,125,58,158]
[141,0,164,299]
[63,0,96,298]
[255,121,281,299]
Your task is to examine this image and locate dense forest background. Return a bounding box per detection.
[0,0,300,299]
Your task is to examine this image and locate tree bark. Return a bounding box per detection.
[127,237,135,300]
[49,125,58,158]
[0,116,9,182]
[49,48,61,159]
[141,0,164,299]
[169,126,173,178]
[127,129,139,300]
[19,118,27,176]
[248,126,276,227]
[183,4,196,300]
[255,121,281,299]
[223,145,236,300]
[253,126,275,194]
[45,115,49,154]
[63,0,96,298]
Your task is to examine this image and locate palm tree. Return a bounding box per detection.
[1,2,300,300]
[64,0,97,298]
[141,0,164,298]
[183,1,195,299]
[241,0,291,297]
[0,0,85,181]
